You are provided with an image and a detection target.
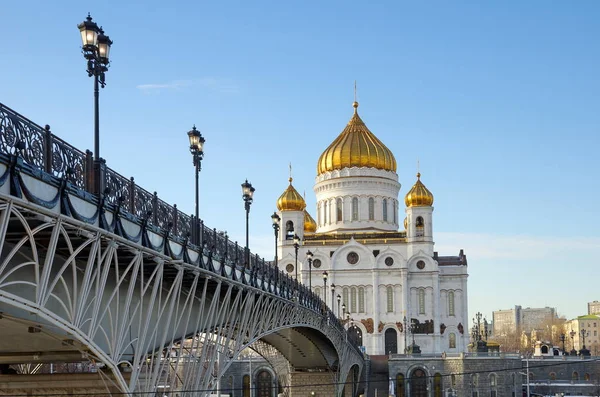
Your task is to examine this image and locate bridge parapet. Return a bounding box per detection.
[0,102,346,323]
[0,102,364,396]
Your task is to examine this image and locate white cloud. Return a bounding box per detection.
[136,80,193,93]
[136,78,239,94]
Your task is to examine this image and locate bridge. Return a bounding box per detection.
[0,103,365,396]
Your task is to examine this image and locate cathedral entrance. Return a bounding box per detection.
[257,370,272,397]
[384,328,398,354]
[349,325,363,346]
[409,369,427,397]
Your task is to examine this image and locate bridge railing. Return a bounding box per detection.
[0,102,358,350]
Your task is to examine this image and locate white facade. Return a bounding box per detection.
[274,103,469,355]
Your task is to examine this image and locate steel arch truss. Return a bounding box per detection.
[0,197,363,396]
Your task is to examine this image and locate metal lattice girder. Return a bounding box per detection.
[0,195,364,396]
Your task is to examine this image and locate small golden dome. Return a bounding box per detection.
[405,173,434,207]
[304,210,317,233]
[317,102,397,175]
[403,217,408,229]
[277,177,306,211]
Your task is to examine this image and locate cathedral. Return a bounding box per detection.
[274,100,469,356]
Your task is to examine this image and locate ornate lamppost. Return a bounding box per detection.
[403,315,408,353]
[322,271,328,306]
[293,234,300,280]
[330,283,335,311]
[570,329,577,355]
[241,180,255,268]
[306,250,313,289]
[580,329,591,356]
[336,294,341,319]
[271,212,280,267]
[342,303,346,320]
[188,126,205,246]
[559,333,566,355]
[77,14,113,163]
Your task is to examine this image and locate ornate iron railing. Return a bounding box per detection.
[0,102,355,344]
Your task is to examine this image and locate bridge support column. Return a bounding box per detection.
[290,371,345,397]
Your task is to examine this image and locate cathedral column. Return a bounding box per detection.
[401,268,409,353]
[372,270,380,353]
[433,272,441,353]
[461,275,469,351]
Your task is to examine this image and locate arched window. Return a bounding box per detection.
[352,197,359,221]
[393,200,397,223]
[243,374,250,397]
[350,287,357,313]
[336,198,343,222]
[418,289,425,314]
[383,199,388,221]
[489,373,497,397]
[448,291,455,316]
[541,345,549,354]
[324,201,328,224]
[416,216,424,237]
[549,372,556,380]
[449,332,456,349]
[385,328,398,354]
[410,369,427,397]
[396,373,405,397]
[343,288,349,313]
[317,202,321,225]
[386,286,394,312]
[451,374,456,388]
[257,370,272,397]
[358,287,365,313]
[572,371,579,381]
[434,373,442,397]
[285,221,294,239]
[585,373,591,381]
[368,197,375,220]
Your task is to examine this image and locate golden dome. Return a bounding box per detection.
[277,178,306,211]
[405,173,434,207]
[317,102,397,175]
[304,210,317,233]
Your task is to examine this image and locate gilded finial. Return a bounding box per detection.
[417,172,421,179]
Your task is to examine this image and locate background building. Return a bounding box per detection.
[588,301,600,315]
[567,315,600,355]
[492,305,557,336]
[274,100,470,356]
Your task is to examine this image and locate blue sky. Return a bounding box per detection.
[1,1,599,322]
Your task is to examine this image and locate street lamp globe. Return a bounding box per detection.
[188,126,205,154]
[96,30,113,64]
[271,212,281,226]
[78,14,99,48]
[242,180,255,203]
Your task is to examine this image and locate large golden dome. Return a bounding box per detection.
[276,178,306,211]
[405,173,434,207]
[304,210,317,233]
[317,102,397,175]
